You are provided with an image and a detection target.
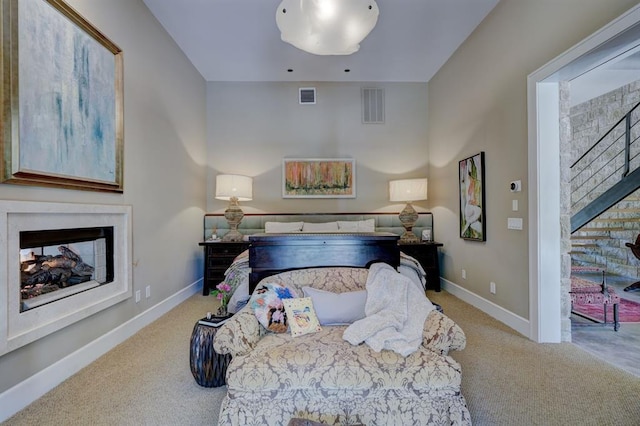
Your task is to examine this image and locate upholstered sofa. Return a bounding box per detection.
[213,267,470,425]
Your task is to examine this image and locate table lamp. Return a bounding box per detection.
[215,174,253,242]
[389,178,428,243]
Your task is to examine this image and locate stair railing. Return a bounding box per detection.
[570,101,640,232]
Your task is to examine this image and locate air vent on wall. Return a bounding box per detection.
[299,87,316,105]
[362,87,384,124]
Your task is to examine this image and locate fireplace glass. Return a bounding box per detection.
[19,227,114,312]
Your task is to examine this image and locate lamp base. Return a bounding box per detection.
[398,202,419,244]
[222,229,244,242]
[399,230,420,244]
[222,197,245,242]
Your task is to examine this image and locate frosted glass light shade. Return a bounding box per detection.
[389,178,428,202]
[276,0,379,55]
[215,175,253,201]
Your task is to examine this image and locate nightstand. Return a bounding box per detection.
[399,241,443,292]
[199,241,250,295]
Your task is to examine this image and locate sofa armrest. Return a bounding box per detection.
[422,310,466,356]
[213,307,262,357]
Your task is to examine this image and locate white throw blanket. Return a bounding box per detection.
[343,263,434,356]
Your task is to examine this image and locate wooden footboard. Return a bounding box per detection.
[248,233,400,293]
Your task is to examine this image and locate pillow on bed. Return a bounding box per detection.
[302,286,367,325]
[250,283,297,333]
[302,221,339,232]
[337,219,375,232]
[283,297,322,337]
[265,221,304,233]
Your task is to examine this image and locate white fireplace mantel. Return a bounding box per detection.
[0,200,132,356]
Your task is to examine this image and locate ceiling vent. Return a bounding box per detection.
[362,87,385,124]
[299,87,316,105]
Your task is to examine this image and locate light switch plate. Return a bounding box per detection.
[507,217,523,230]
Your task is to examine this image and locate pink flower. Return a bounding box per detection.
[216,283,231,292]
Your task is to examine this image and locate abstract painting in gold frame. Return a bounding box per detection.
[0,0,124,192]
[283,158,355,198]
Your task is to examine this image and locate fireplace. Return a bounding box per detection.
[1,201,132,356]
[20,227,114,312]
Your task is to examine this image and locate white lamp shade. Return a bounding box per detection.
[276,0,379,55]
[389,178,428,202]
[215,175,253,201]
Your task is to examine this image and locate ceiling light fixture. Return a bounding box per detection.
[276,0,379,56]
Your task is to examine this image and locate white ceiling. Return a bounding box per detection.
[141,0,499,82]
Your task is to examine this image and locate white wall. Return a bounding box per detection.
[206,82,430,214]
[0,0,207,395]
[427,0,640,320]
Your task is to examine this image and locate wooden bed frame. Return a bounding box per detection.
[248,232,400,293]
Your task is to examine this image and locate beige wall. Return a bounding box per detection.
[206,82,430,214]
[427,0,640,318]
[0,0,207,393]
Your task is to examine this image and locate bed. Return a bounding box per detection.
[212,230,470,425]
[225,234,427,314]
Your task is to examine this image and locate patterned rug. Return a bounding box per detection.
[573,297,640,323]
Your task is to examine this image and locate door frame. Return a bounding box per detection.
[527,5,640,342]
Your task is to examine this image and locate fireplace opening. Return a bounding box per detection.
[19,227,114,312]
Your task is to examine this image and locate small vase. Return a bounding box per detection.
[216,304,228,317]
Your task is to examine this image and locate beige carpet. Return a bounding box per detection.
[5,291,640,425]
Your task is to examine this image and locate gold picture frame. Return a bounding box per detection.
[0,0,124,192]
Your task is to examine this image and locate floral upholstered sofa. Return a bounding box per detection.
[213,266,470,426]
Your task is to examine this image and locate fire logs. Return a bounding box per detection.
[20,246,94,299]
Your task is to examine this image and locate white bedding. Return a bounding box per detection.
[224,250,427,314]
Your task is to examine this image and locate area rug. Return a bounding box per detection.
[573,298,640,323]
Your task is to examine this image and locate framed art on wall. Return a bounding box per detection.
[0,0,124,192]
[283,158,355,198]
[459,152,486,241]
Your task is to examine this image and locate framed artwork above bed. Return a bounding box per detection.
[283,158,355,198]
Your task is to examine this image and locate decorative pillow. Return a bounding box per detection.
[337,219,375,232]
[264,221,303,233]
[302,286,367,325]
[283,297,322,337]
[250,283,297,333]
[302,221,339,232]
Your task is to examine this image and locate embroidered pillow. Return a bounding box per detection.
[302,286,367,325]
[264,221,304,233]
[302,221,339,232]
[250,283,297,333]
[337,219,375,232]
[283,297,322,337]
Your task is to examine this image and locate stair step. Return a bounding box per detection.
[604,208,640,213]
[591,218,640,223]
[571,235,610,240]
[579,227,626,232]
[571,243,598,248]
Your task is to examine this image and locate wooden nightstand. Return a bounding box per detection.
[399,241,443,292]
[199,241,250,295]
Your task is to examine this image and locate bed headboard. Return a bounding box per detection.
[202,212,433,241]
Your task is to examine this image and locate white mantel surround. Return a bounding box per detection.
[0,200,132,356]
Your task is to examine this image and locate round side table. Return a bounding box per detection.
[189,320,232,387]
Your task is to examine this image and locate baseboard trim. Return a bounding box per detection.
[0,279,202,422]
[441,278,531,339]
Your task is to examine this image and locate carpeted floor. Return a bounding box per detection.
[4,291,640,425]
